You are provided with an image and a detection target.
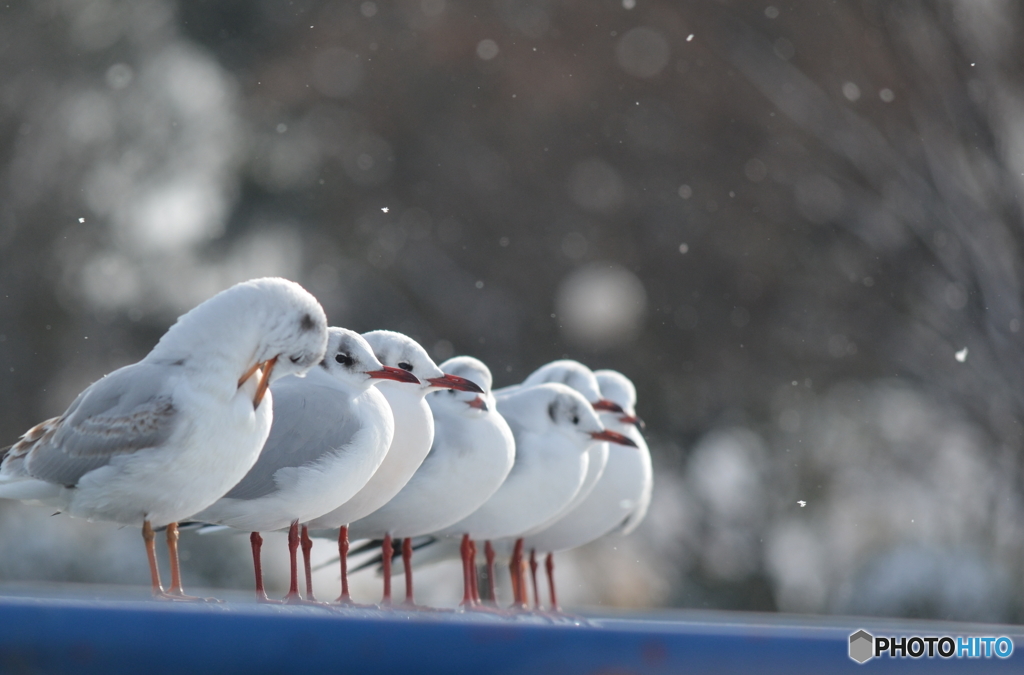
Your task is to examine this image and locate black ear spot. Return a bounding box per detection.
[548,401,558,423]
[300,313,317,332]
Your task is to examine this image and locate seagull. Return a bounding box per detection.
[305,330,482,605]
[347,355,515,607]
[0,277,328,600]
[519,369,652,611]
[496,361,620,539]
[190,327,417,603]
[429,382,635,608]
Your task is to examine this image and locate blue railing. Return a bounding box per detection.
[0,593,1020,673]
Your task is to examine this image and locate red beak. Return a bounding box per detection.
[590,429,638,447]
[467,396,489,411]
[619,414,646,430]
[593,398,624,414]
[366,366,421,384]
[427,373,484,393]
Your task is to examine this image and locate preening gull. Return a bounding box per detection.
[0,277,328,599]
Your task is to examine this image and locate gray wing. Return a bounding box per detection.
[23,362,181,487]
[223,377,365,500]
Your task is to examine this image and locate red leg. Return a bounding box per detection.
[509,538,527,609]
[301,526,317,602]
[529,548,540,610]
[484,540,497,606]
[336,526,352,604]
[251,531,278,603]
[381,534,393,606]
[459,534,474,607]
[402,537,415,606]
[283,521,302,603]
[469,540,481,603]
[546,552,559,612]
[143,520,164,596]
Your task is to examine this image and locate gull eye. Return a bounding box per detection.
[290,355,302,364]
[572,415,580,425]
[335,353,354,367]
[398,361,414,372]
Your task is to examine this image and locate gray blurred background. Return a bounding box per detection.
[2,0,1024,622]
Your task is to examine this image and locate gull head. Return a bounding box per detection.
[522,359,623,414]
[247,278,329,382]
[363,330,483,395]
[535,383,638,450]
[498,383,630,452]
[320,327,420,388]
[161,277,327,409]
[594,369,644,429]
[429,355,494,417]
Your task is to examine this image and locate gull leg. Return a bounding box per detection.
[283,521,303,604]
[461,538,502,615]
[251,532,279,603]
[299,524,327,606]
[380,534,393,606]
[459,534,474,608]
[332,525,370,608]
[401,537,416,607]
[166,523,185,595]
[509,538,527,610]
[469,539,481,604]
[300,526,318,602]
[529,548,540,610]
[153,523,211,601]
[335,526,354,604]
[484,540,497,606]
[143,520,164,596]
[546,553,560,612]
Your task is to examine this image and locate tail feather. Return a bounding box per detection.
[160,522,235,535]
[322,536,442,575]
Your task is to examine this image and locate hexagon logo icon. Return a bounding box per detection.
[849,630,874,664]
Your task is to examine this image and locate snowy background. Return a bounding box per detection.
[2,0,1024,622]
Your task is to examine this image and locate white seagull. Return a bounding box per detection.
[190,327,418,602]
[519,369,652,611]
[430,382,635,608]
[305,330,482,604]
[0,278,328,599]
[347,355,515,606]
[495,360,623,535]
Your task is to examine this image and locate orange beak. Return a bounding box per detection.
[238,361,261,389]
[252,357,277,409]
[239,357,278,410]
